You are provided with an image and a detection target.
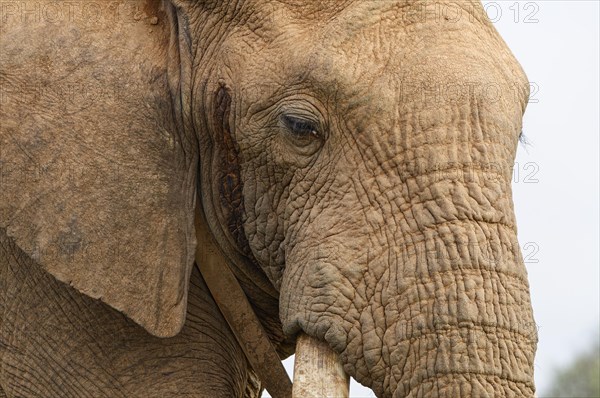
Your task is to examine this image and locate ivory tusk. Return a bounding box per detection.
[293,333,349,398]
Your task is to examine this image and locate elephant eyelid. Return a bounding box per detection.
[281,115,321,138]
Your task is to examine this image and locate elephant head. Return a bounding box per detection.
[0,0,537,396]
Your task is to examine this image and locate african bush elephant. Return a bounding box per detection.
[0,0,537,397]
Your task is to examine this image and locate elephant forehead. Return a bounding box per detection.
[235,1,525,115]
[312,13,517,95]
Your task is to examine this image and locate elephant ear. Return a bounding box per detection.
[0,2,195,337]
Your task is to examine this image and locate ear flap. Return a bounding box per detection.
[0,2,195,337]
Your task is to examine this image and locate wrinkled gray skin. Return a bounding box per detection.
[0,0,537,397]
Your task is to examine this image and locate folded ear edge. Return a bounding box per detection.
[2,218,194,339]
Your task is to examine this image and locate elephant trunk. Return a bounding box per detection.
[385,225,538,397]
[281,182,537,397]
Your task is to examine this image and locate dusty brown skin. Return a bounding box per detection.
[0,0,537,397]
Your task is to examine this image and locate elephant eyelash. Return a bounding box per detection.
[519,131,530,146]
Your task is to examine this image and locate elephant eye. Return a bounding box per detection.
[281,115,321,143]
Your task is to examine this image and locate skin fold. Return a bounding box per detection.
[0,0,537,397]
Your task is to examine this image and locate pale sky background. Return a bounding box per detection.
[502,1,599,396]
[266,2,600,397]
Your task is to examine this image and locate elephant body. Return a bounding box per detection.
[1,0,537,397]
